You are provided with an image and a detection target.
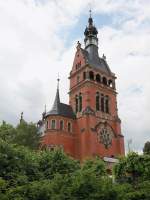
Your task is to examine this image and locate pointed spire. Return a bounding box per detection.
[88,9,93,26]
[84,10,98,38]
[57,73,60,90]
[89,9,92,18]
[51,78,60,113]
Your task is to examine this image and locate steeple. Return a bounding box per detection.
[82,11,111,74]
[45,77,75,118]
[84,10,98,49]
[51,78,60,113]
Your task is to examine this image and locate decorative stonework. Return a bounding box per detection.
[82,106,95,116]
[96,123,114,149]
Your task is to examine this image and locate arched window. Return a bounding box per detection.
[96,92,100,111]
[75,95,78,113]
[79,93,82,112]
[101,94,104,112]
[96,74,101,83]
[83,72,86,80]
[89,71,94,80]
[51,119,56,129]
[105,96,109,113]
[102,77,107,85]
[68,122,72,133]
[60,120,64,130]
[108,80,113,88]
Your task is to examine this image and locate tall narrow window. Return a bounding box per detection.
[51,120,56,129]
[105,96,109,113]
[75,95,78,113]
[60,120,64,130]
[68,122,72,133]
[101,94,104,112]
[96,92,100,111]
[108,80,113,88]
[89,71,94,80]
[102,77,107,85]
[96,74,101,83]
[79,93,82,112]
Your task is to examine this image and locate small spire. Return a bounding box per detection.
[88,9,93,26]
[89,9,92,18]
[45,104,47,113]
[50,78,61,113]
[57,73,60,90]
[77,41,81,50]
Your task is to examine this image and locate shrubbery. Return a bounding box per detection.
[0,122,150,199]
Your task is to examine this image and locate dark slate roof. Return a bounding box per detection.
[81,47,111,75]
[45,88,75,119]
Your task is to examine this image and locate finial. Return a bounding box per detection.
[89,9,92,18]
[77,41,81,50]
[102,54,106,60]
[57,73,60,90]
[88,9,93,26]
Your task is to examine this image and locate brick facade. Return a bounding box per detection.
[39,15,125,161]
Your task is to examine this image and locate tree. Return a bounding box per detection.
[15,121,40,150]
[143,141,150,155]
[0,120,41,150]
[81,157,106,177]
[113,152,150,184]
[0,121,16,143]
[38,148,80,179]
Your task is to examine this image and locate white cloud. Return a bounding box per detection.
[0,0,149,152]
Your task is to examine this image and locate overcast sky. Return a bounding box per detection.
[0,0,150,153]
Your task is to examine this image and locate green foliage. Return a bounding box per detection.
[114,152,150,184]
[0,121,16,143]
[143,141,150,155]
[15,121,40,149]
[0,139,117,200]
[0,120,150,199]
[38,148,80,179]
[81,157,106,177]
[0,121,40,150]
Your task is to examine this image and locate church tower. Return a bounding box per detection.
[40,12,125,161]
[69,13,124,160]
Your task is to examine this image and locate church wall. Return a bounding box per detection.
[41,115,76,157]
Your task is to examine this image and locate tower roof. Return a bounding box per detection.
[45,81,75,119]
[84,10,98,37]
[83,11,112,75]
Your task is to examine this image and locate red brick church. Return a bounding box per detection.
[38,13,125,161]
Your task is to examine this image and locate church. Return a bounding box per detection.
[38,13,125,162]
